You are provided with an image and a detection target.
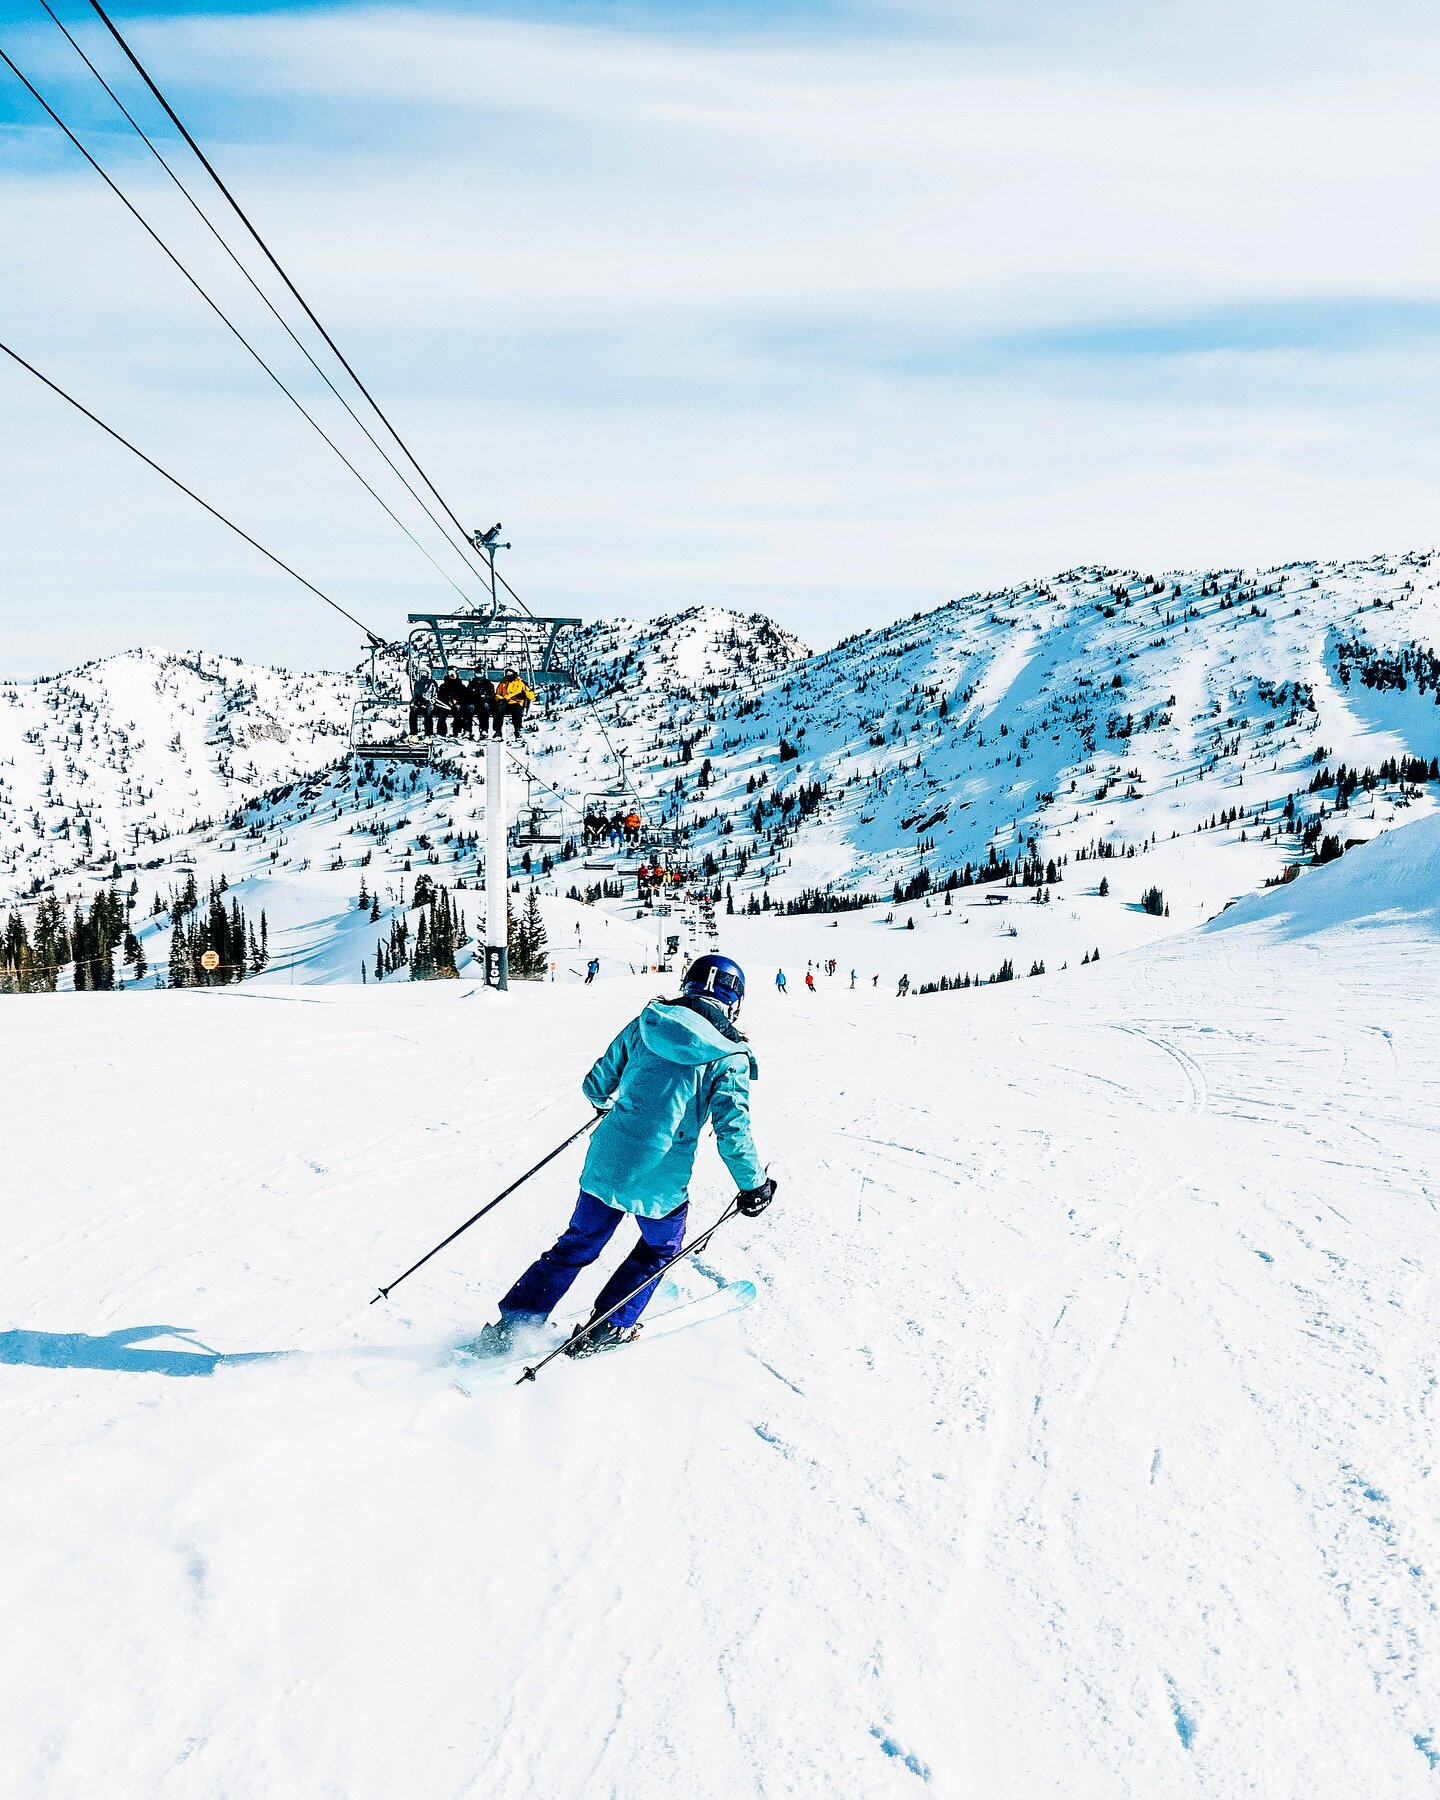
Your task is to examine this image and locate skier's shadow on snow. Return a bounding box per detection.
[0,1325,285,1378]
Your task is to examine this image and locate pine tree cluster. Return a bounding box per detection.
[411,881,462,981]
[166,878,265,986]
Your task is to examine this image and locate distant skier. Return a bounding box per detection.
[775,968,788,995]
[849,969,856,989]
[584,957,600,984]
[897,973,910,997]
[467,955,774,1357]
[804,970,816,993]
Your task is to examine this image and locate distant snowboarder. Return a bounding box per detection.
[897,973,910,997]
[584,957,600,984]
[467,954,775,1358]
[849,969,856,989]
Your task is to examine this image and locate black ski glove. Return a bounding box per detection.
[737,1177,777,1218]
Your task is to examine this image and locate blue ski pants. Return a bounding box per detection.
[498,1190,688,1331]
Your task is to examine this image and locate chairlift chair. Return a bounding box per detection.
[350,697,432,764]
[512,804,566,848]
[580,783,639,850]
[350,604,580,763]
[349,641,432,764]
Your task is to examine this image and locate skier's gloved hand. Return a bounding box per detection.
[737,1177,777,1218]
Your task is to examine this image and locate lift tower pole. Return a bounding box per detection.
[485,738,509,989]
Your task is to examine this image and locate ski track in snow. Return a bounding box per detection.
[4,830,1440,1796]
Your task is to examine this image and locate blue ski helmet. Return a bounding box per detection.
[681,952,746,1014]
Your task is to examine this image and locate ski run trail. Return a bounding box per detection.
[5,816,1440,1800]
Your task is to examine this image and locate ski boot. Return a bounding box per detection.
[562,1320,641,1360]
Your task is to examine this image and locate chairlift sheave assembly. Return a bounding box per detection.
[347,525,581,763]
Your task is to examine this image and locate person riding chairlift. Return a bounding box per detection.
[494,668,536,739]
[467,672,495,740]
[436,669,467,737]
[408,667,439,740]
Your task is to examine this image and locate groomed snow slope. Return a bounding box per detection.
[3,820,1440,1798]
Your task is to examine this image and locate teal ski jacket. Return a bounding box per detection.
[579,1000,764,1217]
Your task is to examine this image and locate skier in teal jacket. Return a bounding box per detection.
[474,955,775,1358]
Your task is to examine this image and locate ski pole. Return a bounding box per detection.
[368,1115,601,1304]
[517,1199,741,1385]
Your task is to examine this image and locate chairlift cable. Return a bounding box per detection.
[0,335,383,641]
[39,0,491,606]
[496,743,583,823]
[573,667,666,829]
[1,40,478,613]
[86,0,495,586]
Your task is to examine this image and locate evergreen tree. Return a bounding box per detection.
[1,911,42,993]
[411,911,434,980]
[429,888,458,977]
[33,895,66,989]
[512,888,549,978]
[169,922,190,988]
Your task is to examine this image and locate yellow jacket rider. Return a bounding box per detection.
[494,668,537,739]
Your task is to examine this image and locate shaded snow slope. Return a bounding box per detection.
[3,839,1440,1796]
[1211,806,1440,941]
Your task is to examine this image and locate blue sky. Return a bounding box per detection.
[2,0,1439,670]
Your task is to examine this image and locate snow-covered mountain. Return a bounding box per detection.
[4,553,1440,989]
[0,648,354,894]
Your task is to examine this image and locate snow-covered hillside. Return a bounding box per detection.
[4,813,1439,1797]
[0,648,353,893]
[5,554,1440,991]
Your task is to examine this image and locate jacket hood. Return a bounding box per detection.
[638,1000,759,1078]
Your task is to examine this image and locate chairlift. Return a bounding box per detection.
[580,778,683,857]
[512,804,565,849]
[349,600,580,763]
[580,781,636,849]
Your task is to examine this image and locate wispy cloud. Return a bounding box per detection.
[1,2,1438,667]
